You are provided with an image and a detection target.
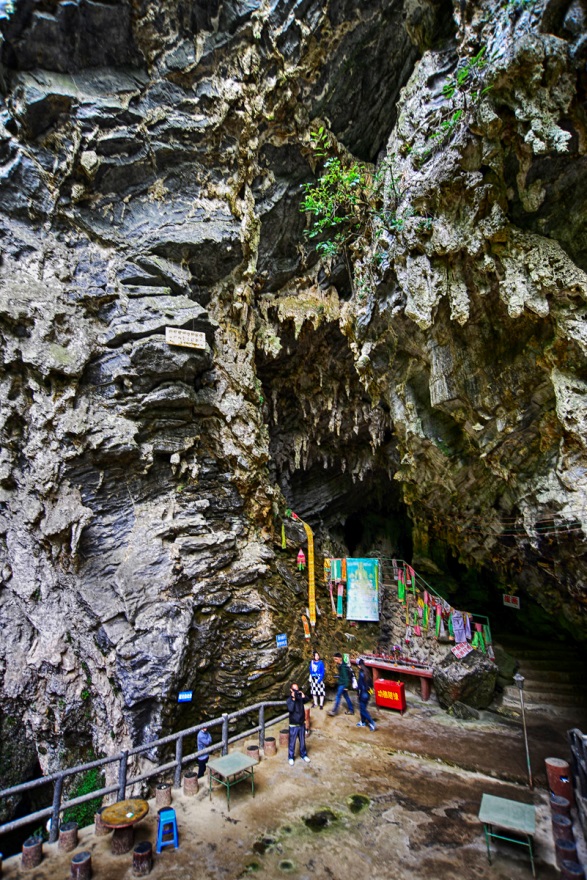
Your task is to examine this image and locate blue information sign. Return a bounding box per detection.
[276,634,288,648]
[178,691,193,703]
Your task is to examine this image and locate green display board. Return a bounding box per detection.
[346,558,379,621]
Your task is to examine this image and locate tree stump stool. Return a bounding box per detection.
[551,795,571,819]
[22,837,42,869]
[279,729,289,748]
[70,851,92,880]
[111,825,134,855]
[183,771,198,796]
[155,784,171,809]
[94,807,110,836]
[556,838,578,866]
[132,841,153,876]
[59,821,79,852]
[552,813,574,843]
[246,745,260,763]
[546,758,575,806]
[561,860,586,880]
[264,736,277,756]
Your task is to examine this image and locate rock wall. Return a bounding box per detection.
[0,0,585,788]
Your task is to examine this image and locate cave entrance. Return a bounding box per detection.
[343,509,413,560]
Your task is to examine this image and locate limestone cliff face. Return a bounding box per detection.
[0,0,585,788]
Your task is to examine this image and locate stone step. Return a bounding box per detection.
[501,687,587,707]
[513,678,579,694]
[510,668,583,684]
[510,657,585,673]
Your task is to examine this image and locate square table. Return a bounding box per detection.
[207,752,257,810]
[478,793,536,877]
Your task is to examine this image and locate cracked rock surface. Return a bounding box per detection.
[0,0,586,806]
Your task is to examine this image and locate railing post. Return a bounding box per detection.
[222,713,229,755]
[174,736,183,789]
[118,751,128,801]
[259,705,265,749]
[49,774,63,843]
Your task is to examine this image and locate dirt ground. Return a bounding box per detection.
[3,694,586,880]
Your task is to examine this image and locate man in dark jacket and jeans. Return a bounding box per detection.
[327,652,355,716]
[286,683,311,766]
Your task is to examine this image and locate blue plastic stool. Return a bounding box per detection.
[156,808,178,853]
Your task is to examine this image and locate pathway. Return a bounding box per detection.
[2,692,583,880]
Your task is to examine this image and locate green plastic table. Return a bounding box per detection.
[478,793,536,877]
[207,752,256,810]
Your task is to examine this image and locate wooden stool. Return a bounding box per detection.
[21,837,42,869]
[70,851,91,880]
[132,841,153,876]
[264,736,277,756]
[59,821,79,852]
[279,729,289,748]
[183,771,198,796]
[552,813,574,843]
[155,784,171,809]
[556,838,578,866]
[246,745,260,763]
[111,825,134,854]
[94,807,110,836]
[561,860,586,880]
[546,758,575,806]
[551,795,571,818]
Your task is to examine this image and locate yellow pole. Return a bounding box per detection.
[301,520,316,627]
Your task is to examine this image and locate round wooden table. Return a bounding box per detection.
[100,799,149,854]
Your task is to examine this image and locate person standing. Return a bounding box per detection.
[355,659,376,731]
[327,653,355,716]
[286,683,311,766]
[309,650,326,710]
[196,726,212,778]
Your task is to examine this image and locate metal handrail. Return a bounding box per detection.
[0,700,288,843]
[379,556,493,646]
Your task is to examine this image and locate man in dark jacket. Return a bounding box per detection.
[286,683,311,766]
[327,652,355,716]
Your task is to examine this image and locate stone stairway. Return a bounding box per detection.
[497,637,587,715]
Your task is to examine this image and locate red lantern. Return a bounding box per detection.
[297,549,306,570]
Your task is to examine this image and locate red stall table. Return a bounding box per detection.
[374,679,406,715]
[361,653,434,702]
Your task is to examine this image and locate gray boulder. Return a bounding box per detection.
[433,651,498,710]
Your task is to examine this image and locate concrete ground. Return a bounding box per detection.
[3,694,586,880]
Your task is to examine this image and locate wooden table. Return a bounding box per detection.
[100,798,149,854]
[207,753,256,811]
[478,793,536,877]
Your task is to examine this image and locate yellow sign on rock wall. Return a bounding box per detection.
[166,327,207,349]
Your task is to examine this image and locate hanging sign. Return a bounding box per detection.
[166,327,206,349]
[451,642,474,659]
[178,691,193,703]
[503,594,521,609]
[276,633,288,648]
[346,558,379,621]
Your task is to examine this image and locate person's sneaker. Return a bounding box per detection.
[344,710,355,715]
[369,723,376,731]
[302,756,311,763]
[327,710,337,717]
[288,758,294,766]
[320,705,324,710]
[356,721,366,727]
